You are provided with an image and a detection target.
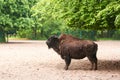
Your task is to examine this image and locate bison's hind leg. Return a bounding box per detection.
[94,55,98,70]
[87,55,98,70]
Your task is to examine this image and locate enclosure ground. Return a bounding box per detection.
[0,40,120,80]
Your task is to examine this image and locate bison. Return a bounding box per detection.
[46,34,98,70]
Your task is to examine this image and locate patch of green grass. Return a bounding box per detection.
[9,36,29,40]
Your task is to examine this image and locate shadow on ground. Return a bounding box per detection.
[56,59,120,71]
[4,41,45,44]
[7,42,33,44]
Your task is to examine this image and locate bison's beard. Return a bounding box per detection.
[46,42,51,49]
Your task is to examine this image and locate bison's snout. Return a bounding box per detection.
[46,41,51,49]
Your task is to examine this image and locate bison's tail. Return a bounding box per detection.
[93,43,98,56]
[95,43,98,52]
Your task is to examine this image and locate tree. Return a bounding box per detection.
[31,0,120,40]
[0,0,39,42]
[35,0,120,30]
[96,1,120,30]
[31,0,63,38]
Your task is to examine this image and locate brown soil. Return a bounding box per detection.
[0,40,120,80]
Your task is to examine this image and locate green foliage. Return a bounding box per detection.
[115,14,120,28]
[17,28,32,38]
[35,0,119,30]
[0,0,120,42]
[96,1,120,30]
[0,0,39,42]
[41,0,100,29]
[112,30,120,40]
[31,0,64,38]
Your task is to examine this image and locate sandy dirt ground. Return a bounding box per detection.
[0,40,120,80]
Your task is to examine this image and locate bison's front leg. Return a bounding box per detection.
[60,55,64,59]
[64,56,71,70]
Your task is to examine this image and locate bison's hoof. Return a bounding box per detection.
[64,66,68,70]
[90,67,97,70]
[90,68,93,70]
[94,68,97,70]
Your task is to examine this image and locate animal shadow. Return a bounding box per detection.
[56,59,120,71]
[98,59,120,71]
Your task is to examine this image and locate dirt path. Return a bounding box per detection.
[0,40,120,80]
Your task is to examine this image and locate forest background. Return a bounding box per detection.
[0,0,120,42]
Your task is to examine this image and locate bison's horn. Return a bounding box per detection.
[53,35,58,38]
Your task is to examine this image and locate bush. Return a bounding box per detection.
[112,30,120,40]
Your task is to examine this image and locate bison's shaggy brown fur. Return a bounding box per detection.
[46,34,98,70]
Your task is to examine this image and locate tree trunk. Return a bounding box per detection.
[0,28,6,43]
[33,27,37,39]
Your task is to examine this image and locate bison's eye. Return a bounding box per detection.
[48,37,52,41]
[48,38,51,41]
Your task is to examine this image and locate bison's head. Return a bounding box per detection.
[46,35,59,49]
